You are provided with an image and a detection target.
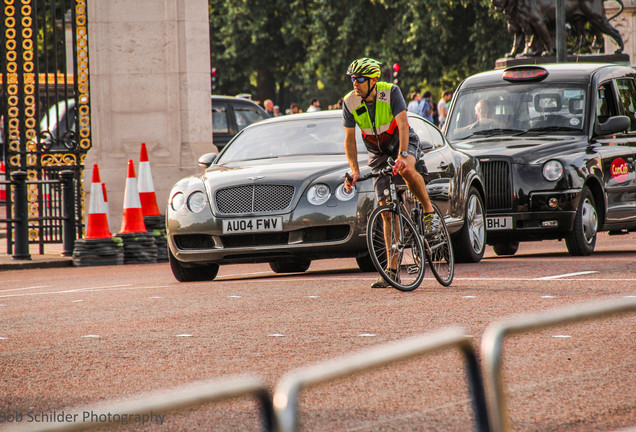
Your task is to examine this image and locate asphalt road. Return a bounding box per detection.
[1,233,635,431]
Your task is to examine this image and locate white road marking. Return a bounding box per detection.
[552,335,571,338]
[227,295,242,298]
[0,284,170,299]
[268,334,285,337]
[176,334,193,337]
[535,271,599,280]
[358,333,376,337]
[0,337,7,340]
[82,335,100,338]
[541,295,555,298]
[463,295,476,298]
[306,296,320,298]
[0,285,49,293]
[72,300,84,303]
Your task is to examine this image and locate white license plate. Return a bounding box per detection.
[222,217,283,233]
[486,216,513,230]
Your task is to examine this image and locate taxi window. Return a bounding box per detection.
[616,78,636,131]
[212,105,229,134]
[597,82,618,122]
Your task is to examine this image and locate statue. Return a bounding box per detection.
[492,0,624,57]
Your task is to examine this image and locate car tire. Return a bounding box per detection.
[453,186,486,263]
[269,259,311,274]
[355,254,376,272]
[169,249,219,282]
[565,186,597,256]
[492,241,519,256]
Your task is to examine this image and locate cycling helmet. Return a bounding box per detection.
[347,58,382,78]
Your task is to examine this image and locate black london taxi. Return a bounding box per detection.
[444,63,636,256]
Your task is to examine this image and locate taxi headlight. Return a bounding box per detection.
[542,160,563,181]
[187,191,207,213]
[171,192,185,211]
[307,184,331,205]
[335,183,356,201]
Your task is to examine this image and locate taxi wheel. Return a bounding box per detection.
[169,249,219,282]
[453,187,486,263]
[492,241,519,256]
[269,259,311,274]
[566,186,597,256]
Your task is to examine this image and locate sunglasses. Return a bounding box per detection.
[350,76,368,84]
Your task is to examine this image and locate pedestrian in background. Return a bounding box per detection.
[437,90,453,127]
[263,99,275,117]
[288,103,301,114]
[273,105,281,116]
[306,98,321,112]
[407,92,421,113]
[418,91,434,123]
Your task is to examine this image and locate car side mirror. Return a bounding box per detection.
[595,115,630,136]
[198,152,218,168]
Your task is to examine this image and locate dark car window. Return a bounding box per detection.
[212,105,229,134]
[616,78,636,131]
[426,123,446,149]
[446,83,587,141]
[597,81,618,122]
[234,106,268,132]
[218,117,367,163]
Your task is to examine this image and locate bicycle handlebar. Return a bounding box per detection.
[345,157,395,183]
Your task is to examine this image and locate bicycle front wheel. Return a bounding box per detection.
[366,205,426,292]
[425,205,454,287]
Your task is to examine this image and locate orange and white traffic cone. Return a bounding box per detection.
[84,164,111,239]
[119,159,147,234]
[102,182,110,229]
[138,142,161,216]
[0,161,6,203]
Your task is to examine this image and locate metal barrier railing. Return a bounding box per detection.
[6,375,274,432]
[272,326,490,432]
[480,297,636,432]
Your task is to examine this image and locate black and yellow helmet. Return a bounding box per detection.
[346,58,382,78]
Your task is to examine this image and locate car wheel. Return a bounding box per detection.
[269,259,311,274]
[169,249,219,282]
[565,186,597,256]
[453,186,486,263]
[355,253,376,272]
[492,241,519,256]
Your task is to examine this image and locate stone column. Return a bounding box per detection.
[86,0,214,233]
[605,0,635,61]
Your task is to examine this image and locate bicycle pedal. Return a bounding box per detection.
[407,265,419,274]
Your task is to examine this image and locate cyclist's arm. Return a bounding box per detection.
[394,110,410,171]
[344,126,359,189]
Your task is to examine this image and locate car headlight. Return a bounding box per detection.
[187,191,207,213]
[307,184,331,205]
[171,192,185,211]
[335,183,356,201]
[542,160,563,181]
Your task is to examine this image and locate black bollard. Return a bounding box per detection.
[60,170,76,256]
[11,171,31,260]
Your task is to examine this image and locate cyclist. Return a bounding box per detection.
[342,57,436,288]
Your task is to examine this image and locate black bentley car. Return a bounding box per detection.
[444,63,636,256]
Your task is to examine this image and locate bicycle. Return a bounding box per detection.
[346,160,454,291]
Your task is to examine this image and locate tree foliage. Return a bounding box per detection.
[209,0,509,109]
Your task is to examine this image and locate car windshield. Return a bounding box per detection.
[446,83,587,142]
[218,116,367,163]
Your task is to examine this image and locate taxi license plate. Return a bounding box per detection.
[486,216,513,230]
[222,217,283,233]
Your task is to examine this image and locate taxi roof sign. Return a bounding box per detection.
[502,66,549,82]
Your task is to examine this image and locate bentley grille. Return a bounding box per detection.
[215,184,295,214]
[481,160,512,210]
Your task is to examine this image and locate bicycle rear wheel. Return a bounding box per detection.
[425,205,454,286]
[366,205,426,292]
